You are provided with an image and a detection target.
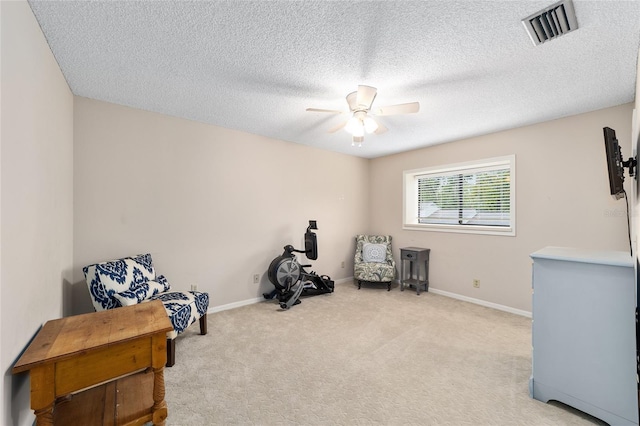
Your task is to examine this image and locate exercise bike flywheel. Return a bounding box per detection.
[267,256,301,290]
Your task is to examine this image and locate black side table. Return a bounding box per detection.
[400,247,430,295]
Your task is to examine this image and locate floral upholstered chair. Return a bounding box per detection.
[83,253,209,367]
[354,235,396,291]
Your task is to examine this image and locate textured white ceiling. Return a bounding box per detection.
[28,0,640,158]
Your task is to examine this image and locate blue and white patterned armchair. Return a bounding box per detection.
[354,235,396,291]
[83,253,209,367]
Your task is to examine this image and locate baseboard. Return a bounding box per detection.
[208,297,265,314]
[206,279,531,318]
[428,287,532,318]
[207,276,355,314]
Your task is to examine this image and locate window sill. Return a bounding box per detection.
[403,223,516,236]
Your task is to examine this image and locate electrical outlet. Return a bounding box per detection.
[341,261,345,269]
[191,284,197,291]
[253,274,260,284]
[473,279,480,288]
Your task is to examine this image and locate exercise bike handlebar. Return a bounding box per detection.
[283,245,311,255]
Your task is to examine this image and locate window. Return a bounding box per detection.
[403,156,515,236]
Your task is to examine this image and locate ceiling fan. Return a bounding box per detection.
[306,85,420,146]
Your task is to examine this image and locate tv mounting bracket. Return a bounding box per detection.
[622,156,637,179]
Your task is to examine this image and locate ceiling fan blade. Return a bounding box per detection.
[356,85,377,109]
[374,121,388,135]
[306,108,343,114]
[374,102,420,116]
[328,121,348,133]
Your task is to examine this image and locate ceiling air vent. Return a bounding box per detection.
[522,0,578,46]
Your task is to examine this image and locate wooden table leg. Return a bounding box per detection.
[151,333,169,424]
[151,366,168,425]
[31,365,55,426]
[34,403,54,426]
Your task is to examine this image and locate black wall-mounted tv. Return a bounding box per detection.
[603,126,625,200]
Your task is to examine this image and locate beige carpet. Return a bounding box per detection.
[164,281,605,425]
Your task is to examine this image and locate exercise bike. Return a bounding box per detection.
[264,220,334,310]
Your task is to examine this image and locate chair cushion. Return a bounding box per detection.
[150,291,209,338]
[95,253,156,288]
[362,243,387,263]
[112,275,171,307]
[83,253,156,311]
[354,262,395,283]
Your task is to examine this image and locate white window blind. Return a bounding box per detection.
[404,156,515,235]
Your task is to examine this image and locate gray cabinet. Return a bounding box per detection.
[400,247,430,294]
[530,246,637,425]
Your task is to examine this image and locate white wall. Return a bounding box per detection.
[370,104,633,314]
[72,97,370,313]
[0,1,74,425]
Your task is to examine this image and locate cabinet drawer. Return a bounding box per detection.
[401,251,419,260]
[55,338,152,396]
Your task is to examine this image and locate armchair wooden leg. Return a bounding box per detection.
[199,314,208,335]
[358,280,361,289]
[166,338,175,368]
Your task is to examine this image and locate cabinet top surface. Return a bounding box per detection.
[12,300,173,373]
[530,246,633,267]
[400,247,430,253]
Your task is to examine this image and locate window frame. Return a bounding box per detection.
[403,155,516,236]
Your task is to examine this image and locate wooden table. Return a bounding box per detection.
[12,300,173,426]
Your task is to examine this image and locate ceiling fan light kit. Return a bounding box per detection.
[345,117,364,137]
[362,116,378,134]
[307,85,419,146]
[345,111,378,137]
